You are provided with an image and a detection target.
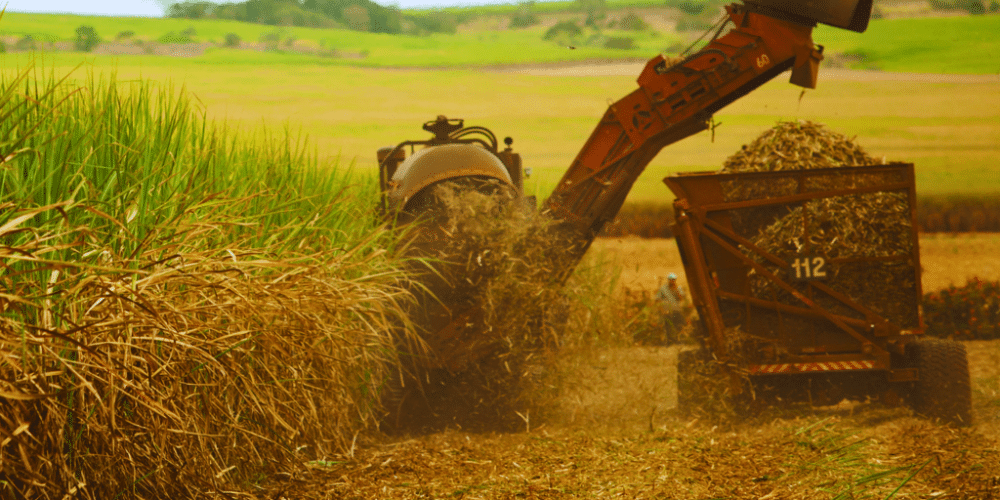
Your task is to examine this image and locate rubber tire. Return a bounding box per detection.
[909,338,973,426]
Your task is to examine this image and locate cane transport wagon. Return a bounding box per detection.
[667,163,973,424]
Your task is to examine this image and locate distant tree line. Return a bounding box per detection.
[167,0,471,34]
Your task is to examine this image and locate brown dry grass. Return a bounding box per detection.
[967,340,1000,441]
[0,203,415,498]
[294,420,998,499]
[588,237,686,293]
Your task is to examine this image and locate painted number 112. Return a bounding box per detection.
[791,256,827,280]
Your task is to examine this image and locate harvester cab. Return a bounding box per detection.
[376,115,527,221]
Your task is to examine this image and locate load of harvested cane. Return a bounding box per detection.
[720,120,918,329]
[721,120,881,174]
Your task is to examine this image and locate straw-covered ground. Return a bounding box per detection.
[272,337,1000,499]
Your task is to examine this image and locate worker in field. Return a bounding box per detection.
[655,273,687,345]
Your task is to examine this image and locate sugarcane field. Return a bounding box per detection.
[1,1,1000,498]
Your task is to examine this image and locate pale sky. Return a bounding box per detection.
[2,0,509,17]
[4,0,167,17]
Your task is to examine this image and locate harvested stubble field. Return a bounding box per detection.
[278,339,1000,499]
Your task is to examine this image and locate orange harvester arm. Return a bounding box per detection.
[543,3,822,251]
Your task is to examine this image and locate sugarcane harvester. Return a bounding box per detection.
[379,0,973,425]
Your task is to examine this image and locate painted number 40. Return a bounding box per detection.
[791,256,827,280]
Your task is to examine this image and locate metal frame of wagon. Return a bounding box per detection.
[665,163,923,382]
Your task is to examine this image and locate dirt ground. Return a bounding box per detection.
[280,339,999,499]
[591,233,1000,294]
[551,346,678,431]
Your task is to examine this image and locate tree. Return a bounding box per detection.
[369,4,402,34]
[677,0,705,15]
[544,20,582,42]
[259,29,282,50]
[407,10,459,35]
[343,4,370,31]
[509,2,540,29]
[167,1,216,18]
[962,0,987,13]
[577,0,606,27]
[75,25,101,52]
[15,35,36,51]
[619,11,647,31]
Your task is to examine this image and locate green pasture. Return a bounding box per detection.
[415,0,674,15]
[816,15,1000,74]
[2,10,999,72]
[6,53,994,203]
[0,11,677,67]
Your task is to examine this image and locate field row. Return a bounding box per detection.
[0,69,413,498]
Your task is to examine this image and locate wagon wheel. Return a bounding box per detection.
[906,338,973,426]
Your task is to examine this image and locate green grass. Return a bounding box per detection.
[2,10,1000,72]
[0,11,678,67]
[8,52,996,203]
[0,65,379,255]
[816,14,1000,74]
[413,0,707,15]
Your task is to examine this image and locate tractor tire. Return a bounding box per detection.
[909,338,973,426]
